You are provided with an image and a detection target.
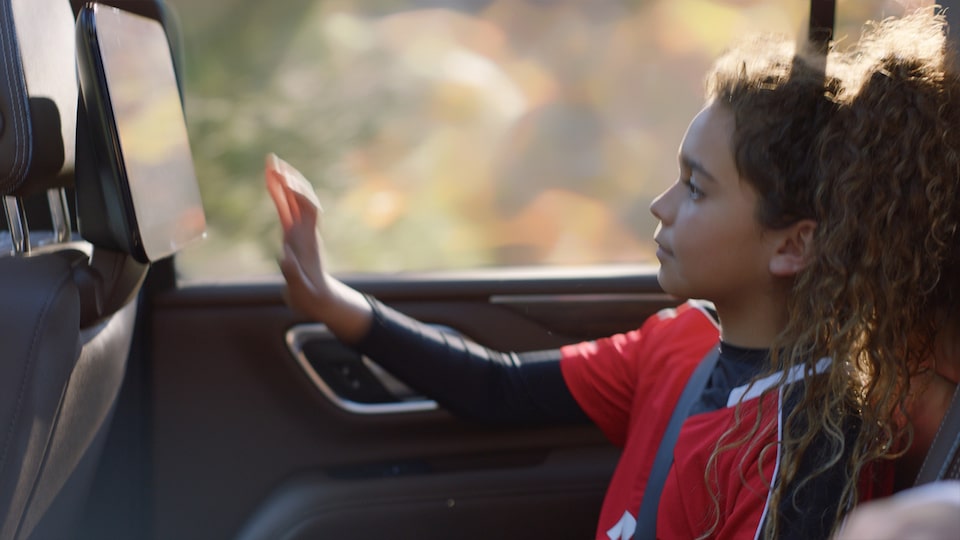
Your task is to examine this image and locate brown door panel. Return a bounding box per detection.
[233,445,620,540]
[150,271,676,539]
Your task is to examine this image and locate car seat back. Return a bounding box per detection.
[0,0,165,538]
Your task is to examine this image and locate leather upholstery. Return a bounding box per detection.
[0,0,77,196]
[0,0,146,538]
[17,297,137,540]
[0,253,82,539]
[0,251,138,540]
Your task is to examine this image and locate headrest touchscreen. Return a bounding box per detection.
[77,3,205,262]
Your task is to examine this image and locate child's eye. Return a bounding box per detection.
[681,177,704,200]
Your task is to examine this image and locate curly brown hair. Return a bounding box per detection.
[699,8,960,539]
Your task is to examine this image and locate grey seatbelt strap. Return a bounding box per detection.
[633,344,721,540]
[914,383,960,483]
[912,0,960,485]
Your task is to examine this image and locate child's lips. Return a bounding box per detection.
[655,238,674,258]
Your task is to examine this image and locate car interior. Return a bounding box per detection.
[0,1,149,539]
[0,1,957,539]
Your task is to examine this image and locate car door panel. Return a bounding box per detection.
[149,269,676,539]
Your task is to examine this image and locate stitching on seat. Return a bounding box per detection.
[0,0,31,190]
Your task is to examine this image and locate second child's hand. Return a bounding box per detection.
[265,153,373,343]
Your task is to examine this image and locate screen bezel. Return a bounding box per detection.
[75,2,205,263]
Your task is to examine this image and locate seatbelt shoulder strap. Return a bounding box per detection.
[915,384,960,484]
[633,343,721,540]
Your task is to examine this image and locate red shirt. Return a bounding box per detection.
[560,301,894,540]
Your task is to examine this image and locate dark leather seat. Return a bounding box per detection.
[0,0,148,538]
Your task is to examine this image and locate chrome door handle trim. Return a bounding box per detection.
[286,323,438,415]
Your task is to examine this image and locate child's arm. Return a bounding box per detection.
[264,153,589,425]
[265,153,372,344]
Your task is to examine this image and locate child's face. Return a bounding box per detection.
[649,102,780,309]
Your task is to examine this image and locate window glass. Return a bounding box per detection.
[169,0,929,280]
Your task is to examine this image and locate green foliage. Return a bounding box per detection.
[167,0,897,279]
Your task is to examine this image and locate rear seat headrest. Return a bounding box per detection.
[3,0,204,269]
[0,0,77,197]
[0,0,208,327]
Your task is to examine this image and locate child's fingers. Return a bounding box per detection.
[278,186,324,286]
[266,153,324,236]
[282,226,325,294]
[266,176,293,232]
[274,154,323,211]
[266,153,295,231]
[288,188,321,230]
[267,153,327,290]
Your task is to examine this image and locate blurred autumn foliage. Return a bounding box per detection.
[168,0,921,279]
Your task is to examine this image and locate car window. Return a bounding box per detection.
[169,0,930,280]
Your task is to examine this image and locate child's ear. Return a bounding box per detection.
[769,219,816,277]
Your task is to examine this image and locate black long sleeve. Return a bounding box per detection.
[353,296,590,426]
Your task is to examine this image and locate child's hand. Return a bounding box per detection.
[265,153,331,319]
[834,482,960,540]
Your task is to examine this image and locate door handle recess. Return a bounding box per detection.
[286,323,439,415]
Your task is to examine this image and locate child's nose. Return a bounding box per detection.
[649,184,675,224]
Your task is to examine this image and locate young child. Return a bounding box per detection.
[266,9,959,540]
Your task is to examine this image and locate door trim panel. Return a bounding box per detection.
[287,323,440,415]
[149,268,675,540]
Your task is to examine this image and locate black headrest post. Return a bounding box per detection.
[3,195,29,254]
[808,0,836,55]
